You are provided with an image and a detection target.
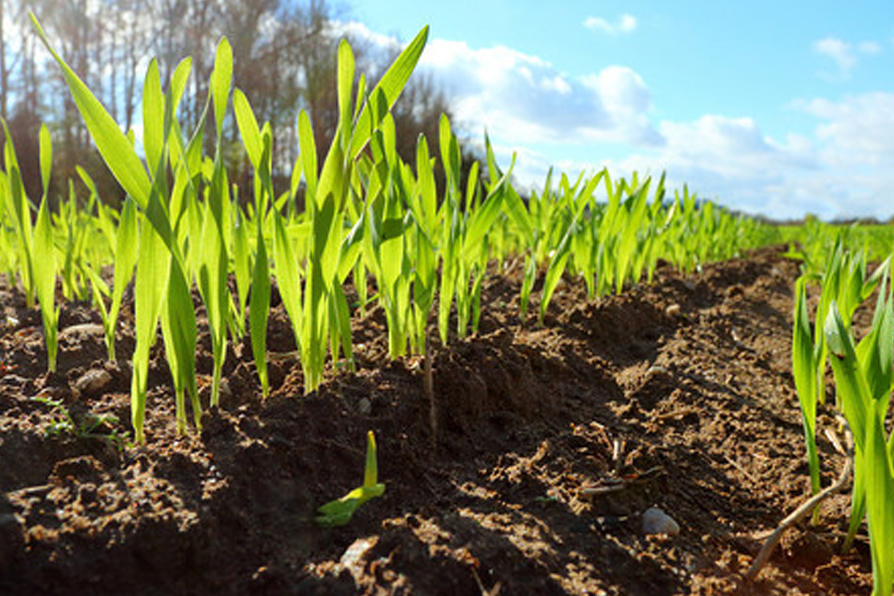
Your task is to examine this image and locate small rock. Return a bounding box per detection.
[339,536,378,583]
[357,398,372,416]
[60,323,105,341]
[665,304,681,318]
[642,506,680,536]
[74,369,112,396]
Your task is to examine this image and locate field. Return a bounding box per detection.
[2,19,894,596]
[0,244,879,595]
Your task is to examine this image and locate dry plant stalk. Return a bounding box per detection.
[745,423,854,582]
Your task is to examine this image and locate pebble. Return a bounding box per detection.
[642,506,680,536]
[74,369,112,396]
[357,398,372,416]
[665,304,681,318]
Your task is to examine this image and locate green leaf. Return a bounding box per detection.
[298,110,318,202]
[107,197,139,361]
[349,26,429,159]
[34,195,57,372]
[337,39,355,151]
[142,59,165,178]
[792,277,821,496]
[315,431,385,527]
[131,221,170,444]
[233,206,252,325]
[161,258,200,434]
[233,89,262,169]
[503,185,533,243]
[826,302,871,452]
[210,38,233,140]
[462,155,515,261]
[250,239,271,397]
[865,415,894,596]
[31,13,151,208]
[38,124,52,198]
[273,209,303,345]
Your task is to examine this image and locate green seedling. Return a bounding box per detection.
[825,297,894,596]
[315,431,385,527]
[34,124,58,372]
[31,395,128,448]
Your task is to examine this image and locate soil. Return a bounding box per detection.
[0,246,876,595]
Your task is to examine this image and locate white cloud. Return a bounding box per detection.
[337,22,894,221]
[583,14,637,35]
[609,116,820,214]
[428,32,892,220]
[417,38,661,148]
[592,94,894,220]
[333,20,402,52]
[857,41,882,54]
[814,37,882,80]
[814,37,857,78]
[802,93,894,166]
[580,67,663,145]
[619,14,638,33]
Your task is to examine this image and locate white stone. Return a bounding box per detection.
[642,506,680,536]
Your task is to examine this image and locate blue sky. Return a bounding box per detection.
[342,0,894,220]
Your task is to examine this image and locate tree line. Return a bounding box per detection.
[0,0,464,205]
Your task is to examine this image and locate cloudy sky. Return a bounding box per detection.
[345,0,894,220]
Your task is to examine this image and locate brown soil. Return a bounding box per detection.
[0,247,874,595]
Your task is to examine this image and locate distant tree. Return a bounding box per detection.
[0,0,475,207]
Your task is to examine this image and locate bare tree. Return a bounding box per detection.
[3,0,468,205]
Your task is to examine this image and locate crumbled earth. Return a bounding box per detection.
[0,246,875,595]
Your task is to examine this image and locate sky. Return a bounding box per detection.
[341,0,894,221]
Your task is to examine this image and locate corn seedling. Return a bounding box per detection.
[315,431,385,527]
[87,196,138,363]
[1,120,37,308]
[790,220,894,596]
[33,15,201,441]
[825,285,894,596]
[32,125,59,372]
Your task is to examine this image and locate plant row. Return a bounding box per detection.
[0,16,777,445]
[790,226,894,596]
